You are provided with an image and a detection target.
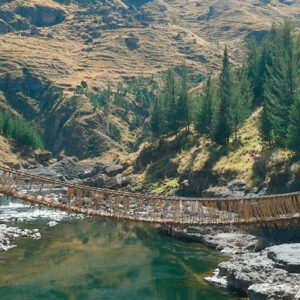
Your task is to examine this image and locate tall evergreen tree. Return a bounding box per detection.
[177,65,190,131]
[150,96,162,137]
[231,66,253,140]
[262,19,298,146]
[260,100,273,147]
[287,89,300,153]
[247,38,262,108]
[194,76,216,139]
[214,46,233,145]
[164,68,178,135]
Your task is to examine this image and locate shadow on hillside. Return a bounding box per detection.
[177,138,243,196]
[142,132,244,193]
[122,0,152,7]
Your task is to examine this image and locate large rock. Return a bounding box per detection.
[15,4,66,27]
[29,156,85,181]
[267,244,300,273]
[94,174,108,188]
[125,34,140,50]
[104,163,123,176]
[248,283,299,300]
[28,158,131,189]
[105,174,130,189]
[34,151,52,163]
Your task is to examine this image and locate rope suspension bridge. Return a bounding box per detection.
[0,165,299,227]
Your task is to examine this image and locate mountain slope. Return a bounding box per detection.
[0,0,299,158]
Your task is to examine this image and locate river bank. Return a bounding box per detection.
[160,225,300,299]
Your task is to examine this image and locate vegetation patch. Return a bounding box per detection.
[0,110,44,150]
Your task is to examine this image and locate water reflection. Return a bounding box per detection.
[0,218,239,300]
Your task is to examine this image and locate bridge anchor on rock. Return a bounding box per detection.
[0,165,299,227]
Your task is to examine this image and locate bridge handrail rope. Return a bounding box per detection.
[1,164,300,202]
[0,165,299,226]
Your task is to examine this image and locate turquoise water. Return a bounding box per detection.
[0,216,240,300]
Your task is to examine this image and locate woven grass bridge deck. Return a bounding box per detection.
[0,165,299,227]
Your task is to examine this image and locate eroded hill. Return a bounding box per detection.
[0,0,299,159]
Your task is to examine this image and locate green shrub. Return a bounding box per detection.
[0,110,44,149]
[88,133,98,157]
[107,122,122,142]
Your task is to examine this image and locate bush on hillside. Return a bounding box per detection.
[0,110,44,149]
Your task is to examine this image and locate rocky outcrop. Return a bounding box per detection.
[267,244,300,273]
[26,156,131,189]
[15,4,66,27]
[125,33,140,50]
[34,151,52,164]
[248,283,299,300]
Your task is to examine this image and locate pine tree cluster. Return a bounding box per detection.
[150,19,300,154]
[150,66,190,137]
[249,19,300,152]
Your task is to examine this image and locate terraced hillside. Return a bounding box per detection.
[0,0,299,159]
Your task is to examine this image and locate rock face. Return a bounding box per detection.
[34,151,52,163]
[216,248,300,299]
[125,34,140,50]
[160,225,300,300]
[15,4,66,27]
[28,156,131,190]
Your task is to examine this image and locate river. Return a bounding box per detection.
[0,199,240,300]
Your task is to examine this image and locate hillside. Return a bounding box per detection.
[0,0,299,159]
[130,109,300,197]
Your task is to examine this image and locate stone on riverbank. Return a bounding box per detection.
[267,243,300,273]
[248,283,299,300]
[0,224,40,252]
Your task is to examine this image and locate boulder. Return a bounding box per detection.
[125,34,140,50]
[15,5,66,27]
[104,163,123,176]
[248,283,299,300]
[13,162,21,170]
[94,174,108,188]
[267,244,300,273]
[29,157,85,181]
[105,174,130,189]
[82,177,95,187]
[34,151,52,163]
